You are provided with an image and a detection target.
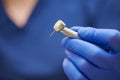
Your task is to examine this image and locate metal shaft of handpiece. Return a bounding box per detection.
[60,27,79,39]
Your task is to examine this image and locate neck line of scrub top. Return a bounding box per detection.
[0,0,43,31]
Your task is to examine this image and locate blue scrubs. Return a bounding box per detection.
[0,0,120,80]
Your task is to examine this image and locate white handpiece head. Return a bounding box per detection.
[50,20,79,38]
[54,20,66,31]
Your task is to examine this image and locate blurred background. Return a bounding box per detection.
[0,0,120,80]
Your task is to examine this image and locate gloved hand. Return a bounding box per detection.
[62,27,120,80]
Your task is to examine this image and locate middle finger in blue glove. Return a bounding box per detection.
[62,37,114,69]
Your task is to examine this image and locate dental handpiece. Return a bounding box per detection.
[50,20,79,38]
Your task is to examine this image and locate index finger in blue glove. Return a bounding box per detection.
[71,27,120,52]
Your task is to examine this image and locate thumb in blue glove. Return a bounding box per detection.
[62,27,120,80]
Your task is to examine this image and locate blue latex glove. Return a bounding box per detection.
[62,27,120,80]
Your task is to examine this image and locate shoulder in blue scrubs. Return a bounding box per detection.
[0,0,85,80]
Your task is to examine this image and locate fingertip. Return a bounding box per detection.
[63,58,69,69]
[61,37,75,48]
[61,37,69,47]
[65,50,71,55]
[63,58,73,80]
[63,58,88,80]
